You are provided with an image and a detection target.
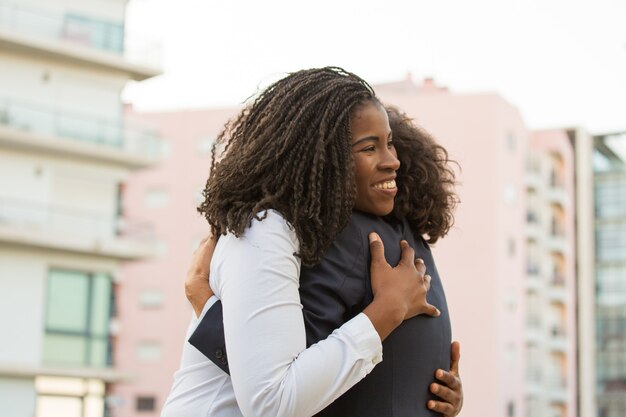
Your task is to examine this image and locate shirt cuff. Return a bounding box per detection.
[340,312,383,370]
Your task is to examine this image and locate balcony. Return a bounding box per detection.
[546,187,568,208]
[525,222,542,241]
[547,235,567,255]
[547,285,568,304]
[526,324,542,344]
[526,368,543,395]
[545,376,568,403]
[0,197,156,259]
[526,270,542,292]
[0,96,162,168]
[0,362,131,383]
[525,171,542,191]
[0,2,160,80]
[547,325,568,353]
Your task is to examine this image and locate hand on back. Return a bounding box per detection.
[185,234,218,317]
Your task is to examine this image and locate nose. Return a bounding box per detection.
[379,148,400,171]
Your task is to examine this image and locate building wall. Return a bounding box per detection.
[572,128,597,417]
[593,132,626,417]
[112,107,238,417]
[527,130,578,417]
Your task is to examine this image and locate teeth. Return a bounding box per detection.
[374,180,396,190]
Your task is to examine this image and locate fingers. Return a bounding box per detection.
[450,341,461,375]
[423,302,441,317]
[435,369,461,390]
[398,240,416,268]
[427,366,463,417]
[427,398,457,417]
[424,274,431,291]
[414,257,426,276]
[368,232,387,266]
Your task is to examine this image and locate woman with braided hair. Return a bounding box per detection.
[162,67,463,417]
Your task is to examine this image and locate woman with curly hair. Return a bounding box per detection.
[162,67,462,417]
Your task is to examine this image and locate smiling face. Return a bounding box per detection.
[350,101,400,216]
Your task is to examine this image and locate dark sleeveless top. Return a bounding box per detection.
[189,211,451,416]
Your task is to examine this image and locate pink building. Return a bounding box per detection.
[377,76,530,417]
[113,77,578,417]
[110,107,238,417]
[525,130,577,417]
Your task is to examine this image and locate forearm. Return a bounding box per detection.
[362,295,404,341]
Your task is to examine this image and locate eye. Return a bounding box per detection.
[387,140,394,149]
[361,145,376,152]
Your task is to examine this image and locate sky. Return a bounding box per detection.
[123,0,626,133]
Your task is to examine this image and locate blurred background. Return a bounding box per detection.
[0,1,624,416]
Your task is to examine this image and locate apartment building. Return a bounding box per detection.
[591,132,626,417]
[525,130,577,417]
[0,1,160,416]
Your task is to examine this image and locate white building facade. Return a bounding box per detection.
[0,1,160,416]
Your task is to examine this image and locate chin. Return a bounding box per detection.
[354,202,395,217]
[372,205,395,217]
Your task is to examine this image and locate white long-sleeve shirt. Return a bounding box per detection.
[161,210,382,417]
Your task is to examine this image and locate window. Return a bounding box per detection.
[507,400,515,417]
[139,289,164,309]
[35,376,105,417]
[136,396,156,412]
[595,177,626,219]
[144,188,169,209]
[137,341,161,361]
[43,270,112,367]
[504,183,517,205]
[506,132,516,152]
[507,238,516,257]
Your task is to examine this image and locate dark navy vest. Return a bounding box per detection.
[189,211,451,416]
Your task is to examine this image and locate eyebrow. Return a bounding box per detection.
[351,131,393,148]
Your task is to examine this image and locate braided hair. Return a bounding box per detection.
[198,67,379,266]
[386,106,458,243]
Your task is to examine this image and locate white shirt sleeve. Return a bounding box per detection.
[211,210,382,417]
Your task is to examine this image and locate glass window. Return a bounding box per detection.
[137,341,161,362]
[144,188,169,209]
[596,224,626,263]
[136,396,156,412]
[595,176,626,219]
[139,289,164,309]
[43,270,112,367]
[36,377,105,417]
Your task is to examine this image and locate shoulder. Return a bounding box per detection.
[222,209,299,251]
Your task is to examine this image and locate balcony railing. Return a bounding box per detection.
[527,316,542,328]
[0,2,122,52]
[0,1,160,66]
[527,369,542,382]
[527,211,539,224]
[527,263,541,275]
[550,325,566,338]
[552,274,565,286]
[0,96,161,158]
[0,197,154,242]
